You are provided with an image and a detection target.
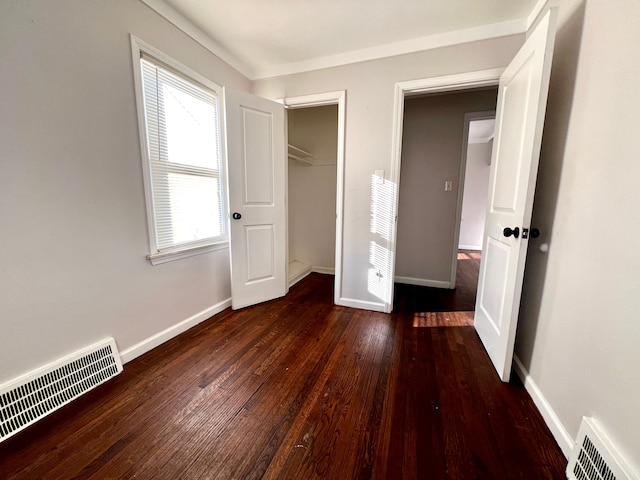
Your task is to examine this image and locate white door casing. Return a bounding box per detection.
[388,69,505,313]
[451,110,496,287]
[474,8,558,381]
[225,89,287,309]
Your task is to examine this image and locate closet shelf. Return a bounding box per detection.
[288,144,313,165]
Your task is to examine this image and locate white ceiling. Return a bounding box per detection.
[143,0,543,79]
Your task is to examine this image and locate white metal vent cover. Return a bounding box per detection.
[0,338,123,442]
[567,417,639,480]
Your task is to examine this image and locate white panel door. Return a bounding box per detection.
[474,9,557,381]
[225,89,287,310]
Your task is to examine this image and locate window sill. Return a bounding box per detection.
[147,241,229,265]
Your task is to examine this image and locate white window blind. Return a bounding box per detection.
[140,55,225,254]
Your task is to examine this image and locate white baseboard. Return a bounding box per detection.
[458,244,482,251]
[337,297,386,312]
[288,265,312,287]
[395,276,452,289]
[312,266,335,275]
[513,355,574,458]
[120,298,231,364]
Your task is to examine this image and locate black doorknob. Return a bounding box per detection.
[232,212,242,220]
[530,228,541,239]
[503,227,520,238]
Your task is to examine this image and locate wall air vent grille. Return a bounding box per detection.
[567,417,639,480]
[0,338,122,442]
[573,435,617,480]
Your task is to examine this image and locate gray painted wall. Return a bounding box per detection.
[459,141,492,250]
[254,36,523,308]
[0,0,250,383]
[395,90,497,286]
[515,0,640,466]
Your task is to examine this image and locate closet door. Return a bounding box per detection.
[225,89,287,309]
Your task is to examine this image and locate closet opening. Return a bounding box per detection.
[286,104,339,287]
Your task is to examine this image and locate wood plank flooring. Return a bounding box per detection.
[394,250,481,313]
[0,268,567,479]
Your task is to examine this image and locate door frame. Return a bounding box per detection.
[281,91,346,305]
[450,110,496,288]
[386,69,503,313]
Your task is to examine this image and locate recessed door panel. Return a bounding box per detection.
[245,224,275,283]
[242,107,274,206]
[491,55,534,213]
[478,237,510,333]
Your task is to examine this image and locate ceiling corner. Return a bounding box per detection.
[253,19,527,81]
[139,0,256,80]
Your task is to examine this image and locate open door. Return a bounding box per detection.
[474,8,557,381]
[225,89,287,310]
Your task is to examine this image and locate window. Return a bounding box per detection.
[133,40,227,264]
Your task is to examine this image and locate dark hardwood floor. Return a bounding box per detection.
[0,261,567,479]
[394,249,481,313]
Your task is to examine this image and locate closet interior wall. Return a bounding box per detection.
[287,105,339,285]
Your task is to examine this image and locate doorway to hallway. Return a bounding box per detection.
[393,249,480,315]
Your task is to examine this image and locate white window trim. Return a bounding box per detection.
[130,35,228,264]
[147,241,229,266]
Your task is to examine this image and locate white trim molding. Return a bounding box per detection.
[147,241,228,265]
[138,0,531,81]
[288,264,312,288]
[255,21,524,79]
[458,245,483,251]
[513,355,574,457]
[394,276,452,289]
[337,297,386,313]
[120,298,231,364]
[312,266,335,275]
